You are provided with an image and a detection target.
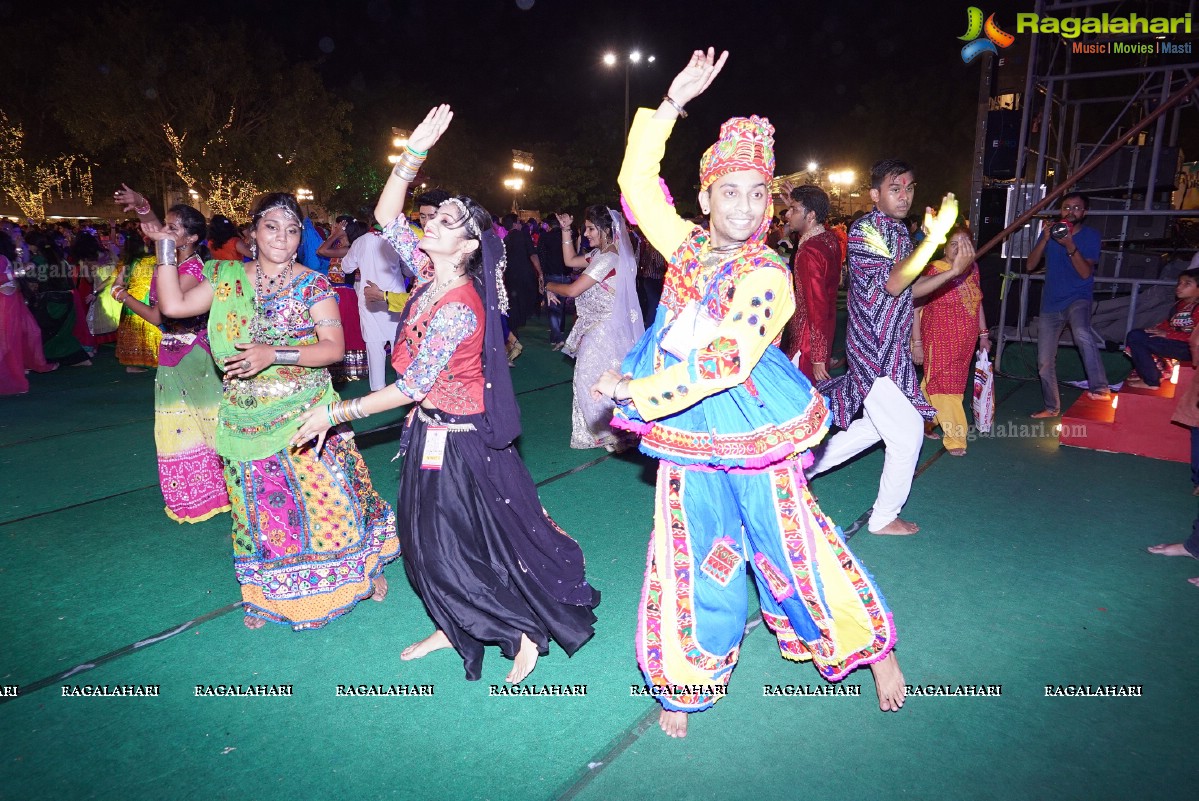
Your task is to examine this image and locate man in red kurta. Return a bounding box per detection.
[781,185,842,382]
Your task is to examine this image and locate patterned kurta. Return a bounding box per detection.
[919,259,982,397]
[820,208,935,427]
[782,226,842,378]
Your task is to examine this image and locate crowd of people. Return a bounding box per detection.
[5,46,1197,740]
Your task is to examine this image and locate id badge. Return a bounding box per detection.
[421,425,448,470]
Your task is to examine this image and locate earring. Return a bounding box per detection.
[250,242,258,259]
[289,253,296,268]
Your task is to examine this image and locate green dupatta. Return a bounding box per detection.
[205,260,337,462]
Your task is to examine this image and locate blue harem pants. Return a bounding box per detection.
[636,458,897,712]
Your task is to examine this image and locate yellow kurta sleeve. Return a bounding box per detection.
[386,291,409,313]
[617,108,694,259]
[628,267,795,419]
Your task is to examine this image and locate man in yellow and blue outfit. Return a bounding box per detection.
[594,48,905,738]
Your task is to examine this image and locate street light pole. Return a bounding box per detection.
[623,62,630,141]
[605,50,654,142]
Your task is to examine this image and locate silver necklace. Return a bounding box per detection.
[411,274,465,322]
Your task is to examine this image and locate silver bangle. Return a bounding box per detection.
[155,238,177,267]
[273,348,301,365]
[662,94,688,118]
[314,318,342,328]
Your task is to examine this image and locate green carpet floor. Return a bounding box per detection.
[1,325,1195,801]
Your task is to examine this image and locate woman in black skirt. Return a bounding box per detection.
[294,105,598,684]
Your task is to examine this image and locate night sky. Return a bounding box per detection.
[3,0,1195,213]
[254,0,994,176]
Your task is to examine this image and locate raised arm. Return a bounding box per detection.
[113,184,162,228]
[912,232,976,299]
[885,192,960,297]
[617,49,728,259]
[554,213,590,270]
[316,221,350,259]
[374,105,452,227]
[143,222,214,318]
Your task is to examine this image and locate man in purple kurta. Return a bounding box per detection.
[809,159,972,535]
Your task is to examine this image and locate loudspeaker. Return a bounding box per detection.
[1073,145,1181,192]
[984,110,1021,179]
[994,35,1031,96]
[978,186,1008,244]
[1088,198,1171,241]
[1096,250,1162,280]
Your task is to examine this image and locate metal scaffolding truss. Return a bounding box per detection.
[981,0,1199,373]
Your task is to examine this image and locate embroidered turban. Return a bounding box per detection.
[699,115,776,191]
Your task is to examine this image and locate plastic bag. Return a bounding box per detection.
[972,349,995,434]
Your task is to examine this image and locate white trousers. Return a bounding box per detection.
[365,339,391,392]
[808,377,923,531]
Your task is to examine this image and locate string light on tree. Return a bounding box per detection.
[0,110,92,220]
[163,112,260,220]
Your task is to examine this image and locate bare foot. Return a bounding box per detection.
[125,366,146,373]
[243,615,266,630]
[946,448,966,457]
[401,629,452,661]
[506,633,539,684]
[1147,543,1195,557]
[870,518,919,536]
[370,574,388,602]
[1029,409,1059,419]
[71,359,92,368]
[1188,578,1199,587]
[659,709,688,738]
[870,652,906,712]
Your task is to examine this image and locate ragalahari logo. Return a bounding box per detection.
[959,7,1016,63]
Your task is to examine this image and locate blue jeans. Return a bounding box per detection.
[1187,512,1199,558]
[545,273,572,344]
[1125,328,1190,387]
[1037,298,1110,411]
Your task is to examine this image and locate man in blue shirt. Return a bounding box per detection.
[1026,192,1109,417]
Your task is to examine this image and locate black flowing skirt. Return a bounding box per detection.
[398,409,599,680]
